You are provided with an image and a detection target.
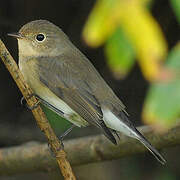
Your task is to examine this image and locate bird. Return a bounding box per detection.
[8,20,166,164]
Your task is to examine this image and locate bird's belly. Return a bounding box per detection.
[36,85,88,127]
[19,61,88,127]
[39,89,88,127]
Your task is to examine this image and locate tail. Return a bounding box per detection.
[135,129,166,165]
[103,109,166,164]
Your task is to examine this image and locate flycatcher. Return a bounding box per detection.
[8,20,166,164]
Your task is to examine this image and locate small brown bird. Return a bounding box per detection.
[8,20,166,164]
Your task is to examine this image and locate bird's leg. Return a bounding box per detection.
[58,124,76,148]
[48,124,76,156]
[21,93,75,149]
[21,93,40,110]
[59,124,76,146]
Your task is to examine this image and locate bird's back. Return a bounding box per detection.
[65,44,127,113]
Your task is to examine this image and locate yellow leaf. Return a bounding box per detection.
[83,0,167,81]
[82,0,120,47]
[119,0,168,81]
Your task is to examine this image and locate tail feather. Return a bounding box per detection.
[103,109,166,164]
[135,129,166,165]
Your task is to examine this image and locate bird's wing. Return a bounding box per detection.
[37,55,117,144]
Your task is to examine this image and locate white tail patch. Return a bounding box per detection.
[102,109,138,138]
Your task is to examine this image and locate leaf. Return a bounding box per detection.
[170,0,180,23]
[142,44,180,130]
[83,0,167,81]
[41,104,71,134]
[105,27,135,78]
[118,0,167,81]
[82,0,118,47]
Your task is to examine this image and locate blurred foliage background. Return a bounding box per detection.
[83,0,180,130]
[0,0,179,179]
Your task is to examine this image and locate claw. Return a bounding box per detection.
[20,96,26,106]
[20,94,40,110]
[27,100,40,110]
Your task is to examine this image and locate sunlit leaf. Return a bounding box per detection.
[41,104,71,134]
[170,0,180,23]
[83,0,167,81]
[118,0,167,81]
[142,44,180,130]
[83,0,118,47]
[105,27,135,78]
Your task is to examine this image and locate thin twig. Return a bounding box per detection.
[0,39,76,179]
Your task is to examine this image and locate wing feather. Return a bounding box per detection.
[37,55,116,144]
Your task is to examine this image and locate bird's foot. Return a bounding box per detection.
[48,125,75,157]
[20,93,40,110]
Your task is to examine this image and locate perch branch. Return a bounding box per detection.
[0,125,180,175]
[0,39,76,180]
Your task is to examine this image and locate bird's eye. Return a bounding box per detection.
[36,33,46,42]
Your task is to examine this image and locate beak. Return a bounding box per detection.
[7,32,24,39]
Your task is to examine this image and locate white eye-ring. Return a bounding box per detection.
[35,33,46,42]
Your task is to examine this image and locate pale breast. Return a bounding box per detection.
[19,57,88,127]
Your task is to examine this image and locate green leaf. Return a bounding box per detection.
[170,0,180,23]
[143,44,180,128]
[40,104,71,134]
[105,27,135,78]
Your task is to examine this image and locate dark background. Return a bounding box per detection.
[0,0,179,179]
